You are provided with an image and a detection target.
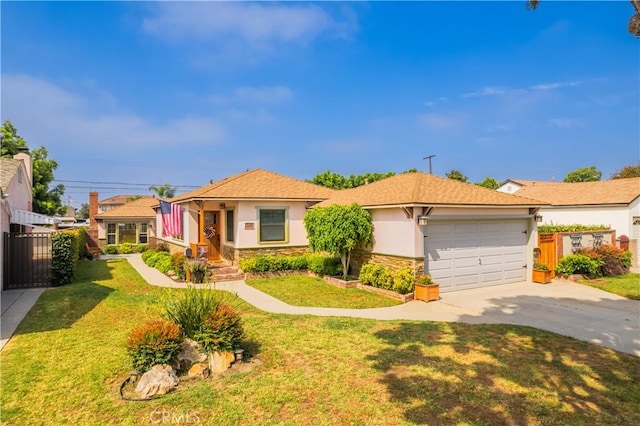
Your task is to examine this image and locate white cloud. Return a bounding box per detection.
[462,86,510,98]
[212,86,294,106]
[531,81,581,91]
[547,118,582,128]
[142,2,352,46]
[1,74,226,149]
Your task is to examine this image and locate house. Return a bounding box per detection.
[1,150,59,289]
[496,178,640,267]
[93,196,158,248]
[154,169,335,263]
[315,172,548,292]
[98,194,144,213]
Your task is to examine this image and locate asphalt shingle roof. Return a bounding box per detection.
[95,196,158,219]
[316,172,546,208]
[170,168,335,203]
[510,178,640,206]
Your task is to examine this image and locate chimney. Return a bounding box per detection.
[13,148,32,187]
[89,191,99,230]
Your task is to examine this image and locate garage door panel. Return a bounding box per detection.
[425,219,528,291]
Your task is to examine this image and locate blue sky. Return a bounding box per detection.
[1,1,638,205]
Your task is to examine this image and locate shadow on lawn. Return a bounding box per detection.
[14,260,115,334]
[368,307,640,425]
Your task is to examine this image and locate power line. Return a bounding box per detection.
[53,179,198,188]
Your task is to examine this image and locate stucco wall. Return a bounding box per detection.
[370,208,420,257]
[235,200,309,249]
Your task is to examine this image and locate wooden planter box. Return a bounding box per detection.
[532,269,552,284]
[414,283,439,302]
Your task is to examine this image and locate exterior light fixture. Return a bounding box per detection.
[418,216,428,226]
[534,214,543,223]
[219,203,226,210]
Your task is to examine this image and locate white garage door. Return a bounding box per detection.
[424,219,528,291]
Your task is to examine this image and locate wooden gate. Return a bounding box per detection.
[537,233,557,278]
[3,232,52,289]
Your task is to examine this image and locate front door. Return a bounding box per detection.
[203,211,221,261]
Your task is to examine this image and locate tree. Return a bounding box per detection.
[309,171,348,189]
[475,177,500,189]
[148,184,177,199]
[445,169,470,183]
[611,163,640,179]
[527,1,640,37]
[303,203,373,279]
[1,120,65,215]
[76,203,90,220]
[563,166,602,182]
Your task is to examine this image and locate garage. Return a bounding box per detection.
[424,219,529,291]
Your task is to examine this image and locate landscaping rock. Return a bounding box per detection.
[209,351,235,373]
[187,362,210,379]
[177,339,207,371]
[135,364,179,398]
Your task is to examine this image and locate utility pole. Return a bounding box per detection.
[423,154,436,174]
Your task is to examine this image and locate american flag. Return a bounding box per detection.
[160,200,182,237]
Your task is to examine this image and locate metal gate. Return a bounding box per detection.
[3,232,52,289]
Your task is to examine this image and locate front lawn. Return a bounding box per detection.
[2,259,639,425]
[246,275,401,308]
[580,273,640,300]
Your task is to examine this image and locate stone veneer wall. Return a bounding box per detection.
[351,249,425,277]
[233,245,311,264]
[222,244,235,264]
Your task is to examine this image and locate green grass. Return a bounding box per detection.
[2,259,639,425]
[580,273,640,300]
[246,275,401,308]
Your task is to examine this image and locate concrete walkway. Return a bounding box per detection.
[1,288,45,351]
[124,254,640,357]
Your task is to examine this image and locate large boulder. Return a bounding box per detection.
[187,362,210,379]
[177,339,207,371]
[209,351,235,374]
[135,364,179,398]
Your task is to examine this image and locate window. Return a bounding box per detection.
[259,208,286,242]
[226,210,234,242]
[119,223,137,244]
[139,223,148,244]
[107,223,116,244]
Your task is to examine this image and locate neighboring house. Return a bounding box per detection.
[93,196,158,248]
[315,172,547,292]
[497,178,640,267]
[154,169,335,264]
[98,194,144,213]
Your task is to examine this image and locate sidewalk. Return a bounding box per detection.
[125,253,640,357]
[1,288,45,351]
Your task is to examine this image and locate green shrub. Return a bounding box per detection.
[142,249,156,263]
[194,302,244,354]
[416,274,434,285]
[538,224,609,233]
[104,245,118,255]
[555,254,603,277]
[51,232,77,286]
[393,268,415,294]
[186,261,209,283]
[161,286,221,338]
[308,255,342,276]
[171,253,186,280]
[287,255,309,270]
[137,244,149,253]
[155,255,173,273]
[126,319,183,372]
[240,255,311,273]
[359,264,394,290]
[119,242,134,254]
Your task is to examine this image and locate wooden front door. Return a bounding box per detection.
[203,211,221,261]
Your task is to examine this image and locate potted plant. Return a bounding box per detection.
[532,263,552,284]
[187,260,209,284]
[414,274,439,302]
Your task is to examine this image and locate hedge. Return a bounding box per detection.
[239,254,342,276]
